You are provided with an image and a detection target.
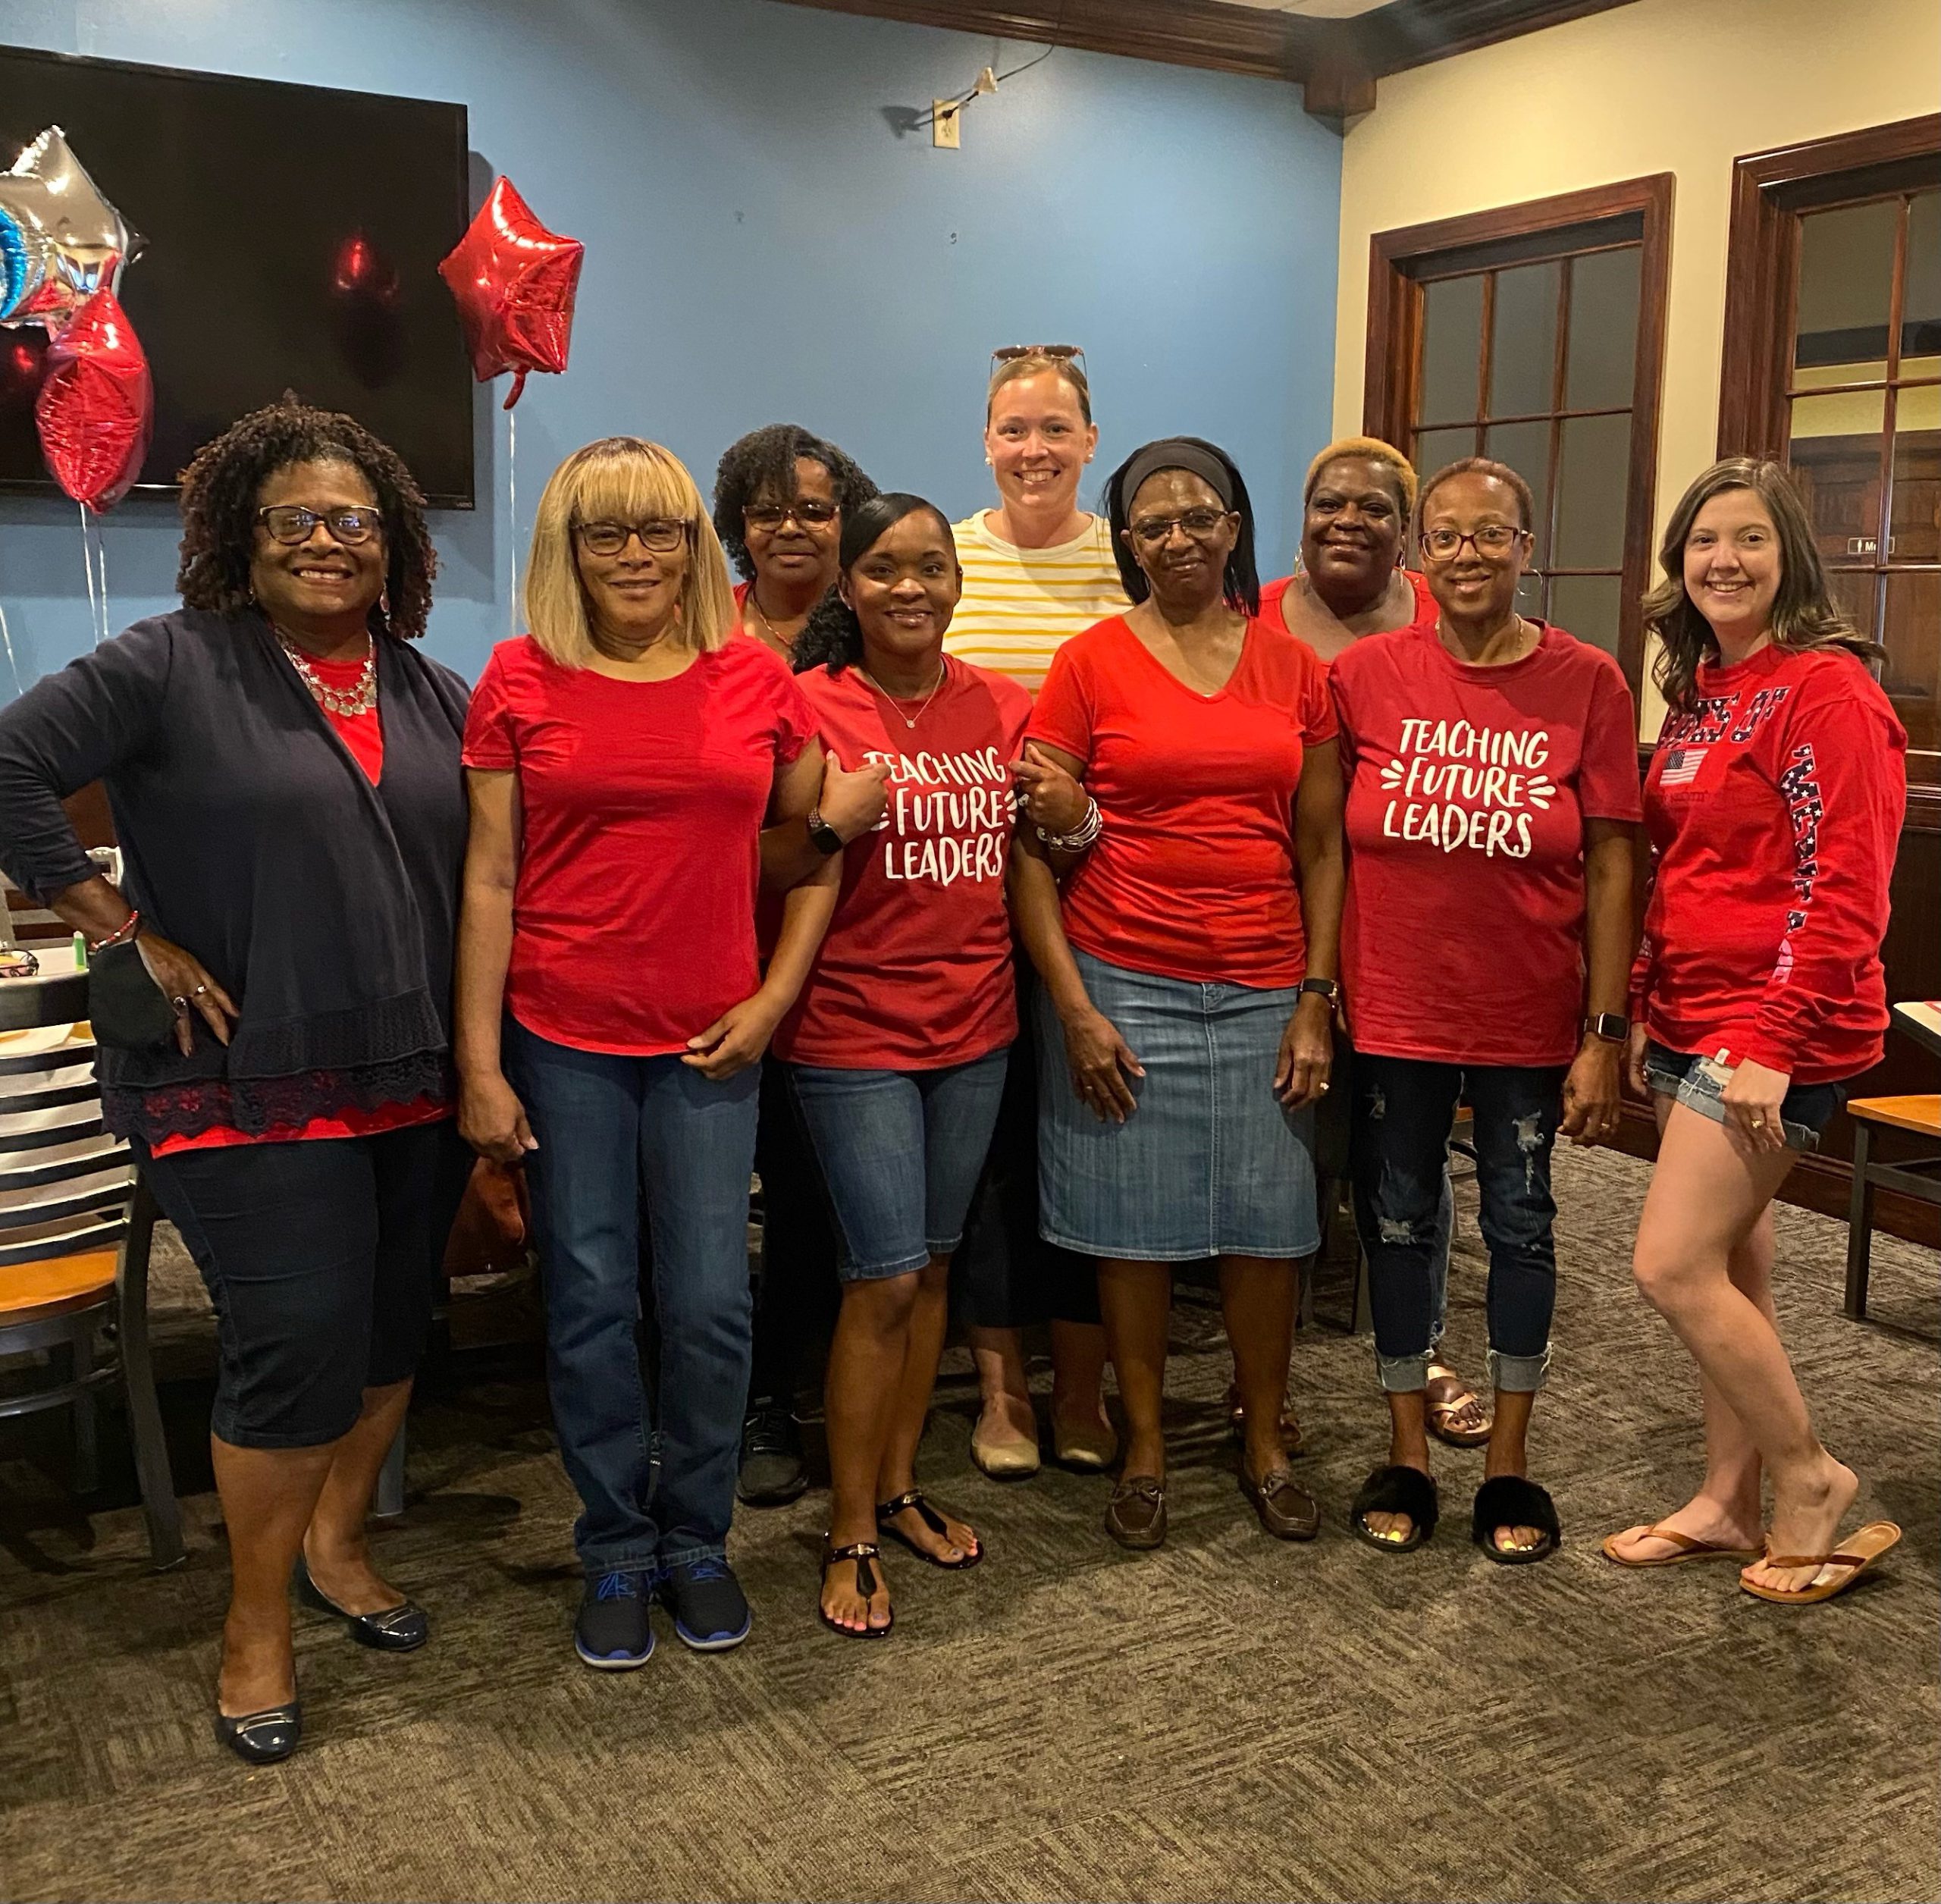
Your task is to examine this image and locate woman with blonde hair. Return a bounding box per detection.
[1605,457,1905,1604]
[456,438,836,1670]
[944,345,1128,1477]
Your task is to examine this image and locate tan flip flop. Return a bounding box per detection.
[1740,1521,1902,1604]
[1600,1522,1764,1567]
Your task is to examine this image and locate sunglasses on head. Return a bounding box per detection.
[991,343,1086,373]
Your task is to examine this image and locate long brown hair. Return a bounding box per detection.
[1645,457,1880,714]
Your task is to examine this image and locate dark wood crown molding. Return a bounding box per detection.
[770,0,1645,116]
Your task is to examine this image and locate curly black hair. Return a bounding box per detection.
[712,424,878,581]
[175,396,438,641]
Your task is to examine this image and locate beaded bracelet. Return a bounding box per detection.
[87,908,140,955]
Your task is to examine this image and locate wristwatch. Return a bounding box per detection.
[1584,1012,1629,1043]
[1299,977,1341,1005]
[806,808,845,855]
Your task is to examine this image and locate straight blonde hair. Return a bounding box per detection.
[524,437,735,666]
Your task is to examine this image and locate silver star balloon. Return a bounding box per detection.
[0,126,145,332]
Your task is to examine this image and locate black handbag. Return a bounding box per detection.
[86,939,180,1050]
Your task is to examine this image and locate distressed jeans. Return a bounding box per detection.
[1350,1053,1567,1395]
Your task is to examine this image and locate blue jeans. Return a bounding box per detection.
[1642,1042,1848,1152]
[789,1049,1010,1281]
[1351,1053,1566,1395]
[506,1021,760,1577]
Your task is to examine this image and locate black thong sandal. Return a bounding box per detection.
[820,1541,893,1639]
[1349,1463,1438,1554]
[876,1488,983,1570]
[1472,1475,1563,1566]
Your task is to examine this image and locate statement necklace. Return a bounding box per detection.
[859,659,946,730]
[276,626,378,716]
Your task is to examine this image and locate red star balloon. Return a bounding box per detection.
[34,287,152,510]
[438,177,582,409]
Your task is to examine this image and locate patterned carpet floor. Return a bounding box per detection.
[1,1145,1935,1903]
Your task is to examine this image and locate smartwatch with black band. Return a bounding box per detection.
[1298,977,1340,1005]
[1584,1012,1629,1043]
[806,808,845,855]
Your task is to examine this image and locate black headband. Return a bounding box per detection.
[1118,438,1237,513]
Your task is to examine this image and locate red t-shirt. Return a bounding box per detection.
[1027,613,1336,989]
[1632,644,1906,1084]
[1332,620,1642,1068]
[1259,569,1436,661]
[463,633,816,1056]
[773,657,1031,1069]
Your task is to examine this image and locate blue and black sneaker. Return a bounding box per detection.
[574,1571,654,1671]
[658,1556,752,1652]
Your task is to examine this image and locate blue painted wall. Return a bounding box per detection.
[0,0,1341,689]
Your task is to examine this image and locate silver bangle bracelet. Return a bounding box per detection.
[1036,797,1102,853]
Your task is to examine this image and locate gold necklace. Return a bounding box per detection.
[748,588,805,657]
[275,626,376,716]
[859,659,947,730]
[1437,612,1529,663]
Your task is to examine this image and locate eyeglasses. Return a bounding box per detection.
[1422,525,1526,559]
[256,504,384,546]
[573,519,689,556]
[743,499,839,531]
[1126,507,1233,547]
[992,343,1087,372]
[0,947,39,980]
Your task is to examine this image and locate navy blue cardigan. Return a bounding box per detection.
[0,608,469,1140]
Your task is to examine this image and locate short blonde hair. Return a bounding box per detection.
[524,438,735,667]
[1303,435,1418,518]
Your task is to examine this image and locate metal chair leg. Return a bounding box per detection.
[119,1176,185,1569]
[70,1328,99,1495]
[373,1423,407,1520]
[1844,1122,1874,1322]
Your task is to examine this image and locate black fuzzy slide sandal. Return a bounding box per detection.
[1349,1463,1438,1554]
[1472,1474,1562,1565]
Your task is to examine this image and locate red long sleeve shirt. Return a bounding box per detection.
[1632,643,1906,1084]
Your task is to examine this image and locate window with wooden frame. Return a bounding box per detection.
[1720,115,1941,791]
[1363,176,1673,699]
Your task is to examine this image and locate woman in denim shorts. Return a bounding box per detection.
[1607,460,1907,1605]
[773,494,1080,1638]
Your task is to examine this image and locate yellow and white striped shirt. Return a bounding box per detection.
[942,511,1130,697]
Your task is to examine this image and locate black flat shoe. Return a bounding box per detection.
[1472,1474,1562,1566]
[214,1701,302,1765]
[295,1554,429,1651]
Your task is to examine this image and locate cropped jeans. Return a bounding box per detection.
[1350,1053,1566,1396]
[506,1019,760,1579]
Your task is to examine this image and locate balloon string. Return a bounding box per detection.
[507,406,519,637]
[79,501,102,647]
[0,600,20,701]
[92,518,109,648]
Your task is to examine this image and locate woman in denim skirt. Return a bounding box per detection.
[1011,437,1344,1554]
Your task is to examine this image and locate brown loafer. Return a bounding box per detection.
[1105,1475,1167,1550]
[1242,1464,1321,1541]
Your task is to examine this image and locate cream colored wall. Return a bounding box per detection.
[1332,0,1941,732]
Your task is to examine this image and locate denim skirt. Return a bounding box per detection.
[1036,948,1319,1262]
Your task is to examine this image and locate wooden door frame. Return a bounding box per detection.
[1362,174,1675,697]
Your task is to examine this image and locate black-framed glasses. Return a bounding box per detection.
[1126,507,1234,547]
[573,518,690,557]
[743,499,839,531]
[991,343,1087,372]
[1422,525,1526,559]
[256,503,384,546]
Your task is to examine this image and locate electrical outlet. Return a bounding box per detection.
[932,101,961,149]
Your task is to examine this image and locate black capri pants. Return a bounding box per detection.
[139,1121,469,1449]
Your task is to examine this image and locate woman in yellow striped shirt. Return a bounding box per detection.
[945,348,1127,1476]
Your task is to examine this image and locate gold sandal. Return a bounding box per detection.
[1425,1367,1492,1448]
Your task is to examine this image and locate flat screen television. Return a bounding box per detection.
[0,47,473,506]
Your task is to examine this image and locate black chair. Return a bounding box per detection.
[0,965,184,1568]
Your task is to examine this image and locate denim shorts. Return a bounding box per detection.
[789,1048,1011,1281]
[1643,1042,1848,1153]
[1036,949,1319,1262]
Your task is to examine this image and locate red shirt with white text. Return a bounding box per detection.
[774,656,1030,1069]
[1332,620,1642,1068]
